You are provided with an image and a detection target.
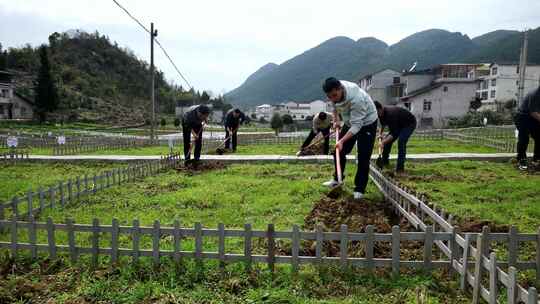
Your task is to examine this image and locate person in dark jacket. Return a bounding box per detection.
[514,86,540,170]
[374,101,417,173]
[297,112,333,155]
[182,105,210,163]
[224,108,246,152]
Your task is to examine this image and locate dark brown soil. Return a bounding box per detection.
[457,219,509,233]
[174,161,227,175]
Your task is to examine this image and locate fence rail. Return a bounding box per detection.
[0,153,183,221]
[369,165,539,304]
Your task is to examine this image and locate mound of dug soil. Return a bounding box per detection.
[297,196,422,259]
[174,161,227,175]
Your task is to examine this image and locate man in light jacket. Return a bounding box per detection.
[297,112,333,155]
[322,77,378,200]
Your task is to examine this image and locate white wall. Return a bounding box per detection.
[482,64,540,105]
[406,82,477,128]
[403,74,435,96]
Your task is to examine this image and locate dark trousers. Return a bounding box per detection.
[514,114,540,161]
[333,120,377,193]
[225,127,238,151]
[382,125,416,171]
[183,123,203,160]
[302,127,331,154]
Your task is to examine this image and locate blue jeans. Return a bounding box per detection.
[382,126,415,171]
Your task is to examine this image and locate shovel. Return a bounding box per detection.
[327,129,345,198]
[215,128,237,155]
[297,131,334,156]
[375,136,384,169]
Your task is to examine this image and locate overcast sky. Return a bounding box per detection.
[1,0,539,94]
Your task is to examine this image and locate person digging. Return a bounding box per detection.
[296,112,333,156]
[374,101,417,173]
[182,105,210,166]
[514,85,540,171]
[322,77,378,200]
[221,108,246,154]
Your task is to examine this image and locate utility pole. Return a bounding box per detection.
[517,30,528,104]
[150,22,158,142]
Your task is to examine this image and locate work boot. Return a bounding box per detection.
[322,180,339,187]
[518,159,528,171]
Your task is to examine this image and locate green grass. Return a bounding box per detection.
[25,138,499,157]
[0,162,121,202]
[0,163,469,303]
[393,160,540,232]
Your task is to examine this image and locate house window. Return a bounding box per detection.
[491,79,496,86]
[404,102,411,110]
[391,86,403,97]
[443,86,448,92]
[490,90,496,98]
[393,77,400,84]
[481,91,488,100]
[482,81,488,90]
[423,101,432,112]
[516,66,520,74]
[0,89,9,98]
[491,67,498,75]
[516,80,519,86]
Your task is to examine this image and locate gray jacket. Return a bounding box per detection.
[327,80,378,135]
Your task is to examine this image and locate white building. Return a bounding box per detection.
[477,63,540,111]
[400,64,482,128]
[0,71,34,120]
[358,69,403,105]
[253,100,330,121]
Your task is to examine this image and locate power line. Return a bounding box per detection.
[111,0,193,90]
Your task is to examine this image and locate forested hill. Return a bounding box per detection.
[0,30,224,124]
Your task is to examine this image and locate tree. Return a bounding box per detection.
[282,114,294,125]
[174,117,181,127]
[160,118,167,126]
[270,113,283,135]
[0,43,6,70]
[470,97,482,112]
[259,117,268,124]
[251,113,257,119]
[35,45,58,122]
[201,91,210,103]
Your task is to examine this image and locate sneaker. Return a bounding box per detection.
[322,180,339,187]
[353,192,364,200]
[518,159,528,171]
[296,151,303,157]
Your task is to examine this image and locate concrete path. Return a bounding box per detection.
[23,153,523,163]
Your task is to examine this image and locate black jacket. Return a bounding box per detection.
[224,109,246,129]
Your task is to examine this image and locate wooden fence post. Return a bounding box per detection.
[111,218,119,265]
[218,223,225,270]
[392,225,400,276]
[267,223,275,273]
[423,225,433,273]
[152,220,160,266]
[472,231,487,304]
[91,218,100,268]
[195,222,203,268]
[67,218,77,263]
[245,223,253,272]
[340,224,348,271]
[10,216,17,258]
[132,219,140,264]
[174,220,182,267]
[366,225,374,272]
[488,252,497,304]
[46,217,56,259]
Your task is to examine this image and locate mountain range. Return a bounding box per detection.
[225,27,540,107]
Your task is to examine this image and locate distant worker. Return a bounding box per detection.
[322,77,378,200]
[296,112,333,156]
[374,101,417,173]
[514,85,540,170]
[182,105,210,164]
[224,108,246,152]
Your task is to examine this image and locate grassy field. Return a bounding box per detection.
[22,138,499,156]
[0,162,121,202]
[0,163,469,303]
[392,160,540,232]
